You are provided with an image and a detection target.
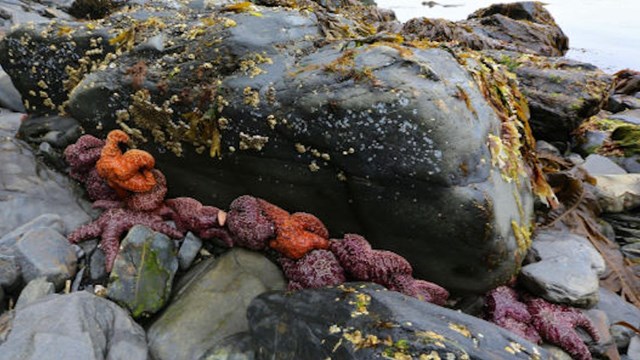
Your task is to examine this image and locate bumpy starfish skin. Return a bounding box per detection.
[484,286,540,343]
[64,134,105,182]
[124,170,167,211]
[165,197,232,246]
[279,250,346,290]
[226,195,275,250]
[96,130,156,194]
[68,208,184,272]
[330,234,449,304]
[527,298,599,360]
[258,199,329,259]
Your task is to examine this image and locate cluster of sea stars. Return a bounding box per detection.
[64,130,448,304]
[65,131,228,271]
[484,286,600,360]
[224,196,449,305]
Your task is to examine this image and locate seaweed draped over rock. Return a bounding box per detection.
[2,0,560,295]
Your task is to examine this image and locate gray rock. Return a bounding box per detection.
[178,232,202,271]
[13,227,77,290]
[0,291,148,360]
[247,282,548,359]
[0,66,25,112]
[147,249,286,360]
[402,2,568,56]
[485,52,611,148]
[3,2,538,295]
[521,230,602,307]
[583,154,628,175]
[0,110,92,239]
[592,174,640,213]
[596,287,640,350]
[521,260,599,308]
[89,248,107,282]
[107,225,178,318]
[628,336,640,360]
[584,309,616,358]
[15,278,54,310]
[607,94,640,113]
[610,109,640,125]
[541,345,573,360]
[0,254,19,289]
[203,332,255,360]
[526,230,606,276]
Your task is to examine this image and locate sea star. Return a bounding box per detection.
[330,234,449,305]
[164,197,232,246]
[278,249,346,290]
[68,207,184,272]
[96,130,156,195]
[484,286,599,360]
[63,134,104,183]
[258,199,329,259]
[484,286,540,343]
[226,195,275,250]
[527,297,599,360]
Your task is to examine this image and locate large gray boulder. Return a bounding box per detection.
[1,2,538,294]
[247,283,548,359]
[0,291,148,360]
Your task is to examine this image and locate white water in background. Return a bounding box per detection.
[376,0,640,73]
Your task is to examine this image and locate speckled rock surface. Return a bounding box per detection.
[247,282,548,359]
[1,2,537,294]
[147,249,286,360]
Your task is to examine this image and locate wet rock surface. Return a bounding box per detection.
[520,230,603,307]
[0,291,148,360]
[402,2,568,56]
[107,225,178,318]
[247,282,548,359]
[0,109,92,238]
[2,2,538,294]
[147,249,285,360]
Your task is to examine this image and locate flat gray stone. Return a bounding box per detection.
[178,232,202,271]
[14,227,77,290]
[527,230,606,276]
[15,278,54,310]
[0,291,148,360]
[521,256,599,308]
[147,249,286,360]
[610,109,640,125]
[107,225,178,318]
[582,154,628,175]
[628,336,640,360]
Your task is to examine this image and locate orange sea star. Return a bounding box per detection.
[257,199,329,259]
[96,130,156,196]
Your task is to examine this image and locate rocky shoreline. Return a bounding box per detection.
[1,0,640,359]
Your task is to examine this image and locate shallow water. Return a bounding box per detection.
[376,0,640,73]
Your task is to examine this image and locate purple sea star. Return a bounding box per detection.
[164,197,233,246]
[484,286,540,343]
[484,286,599,360]
[226,195,275,250]
[63,134,104,182]
[279,249,346,290]
[527,297,600,360]
[329,234,449,305]
[68,208,184,272]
